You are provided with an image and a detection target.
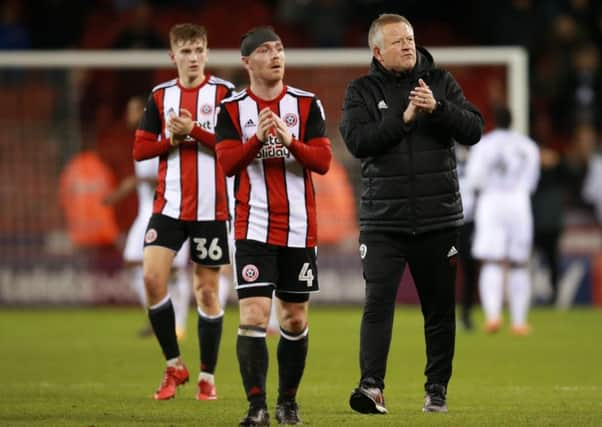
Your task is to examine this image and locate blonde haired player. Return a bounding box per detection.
[466,106,540,335]
[133,23,234,401]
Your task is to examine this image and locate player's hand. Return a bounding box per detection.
[271,112,293,147]
[409,78,437,114]
[168,108,194,136]
[256,108,274,143]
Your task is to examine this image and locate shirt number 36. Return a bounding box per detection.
[193,237,223,260]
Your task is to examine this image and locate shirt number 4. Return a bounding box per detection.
[298,262,314,287]
[193,237,223,260]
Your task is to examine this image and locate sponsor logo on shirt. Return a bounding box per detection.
[257,134,291,160]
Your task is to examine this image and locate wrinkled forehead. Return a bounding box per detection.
[382,21,414,39]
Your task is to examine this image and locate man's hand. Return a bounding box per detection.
[403,101,419,124]
[271,112,293,147]
[408,78,437,115]
[256,107,274,143]
[168,108,194,146]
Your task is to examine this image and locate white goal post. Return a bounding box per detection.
[0,47,528,133]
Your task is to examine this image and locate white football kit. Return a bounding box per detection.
[582,153,602,222]
[123,157,190,333]
[466,128,540,330]
[467,129,540,262]
[123,158,189,267]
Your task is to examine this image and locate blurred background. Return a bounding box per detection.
[1,0,601,307]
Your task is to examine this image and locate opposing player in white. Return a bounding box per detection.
[106,154,191,338]
[466,107,540,335]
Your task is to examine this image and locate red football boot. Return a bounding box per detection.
[153,365,189,400]
[196,378,217,400]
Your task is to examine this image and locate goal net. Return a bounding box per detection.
[0,47,527,304]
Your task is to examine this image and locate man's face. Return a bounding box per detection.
[374,22,416,72]
[244,40,285,83]
[170,38,208,80]
[125,97,144,130]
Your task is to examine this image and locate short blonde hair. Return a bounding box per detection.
[368,14,412,50]
[169,23,207,48]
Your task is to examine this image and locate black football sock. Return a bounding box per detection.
[277,326,308,403]
[237,325,268,408]
[148,297,180,360]
[197,308,224,374]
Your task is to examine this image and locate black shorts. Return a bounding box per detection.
[144,214,230,266]
[235,239,319,302]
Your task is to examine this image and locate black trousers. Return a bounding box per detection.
[358,228,459,391]
[533,228,561,301]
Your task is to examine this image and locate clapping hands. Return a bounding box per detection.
[403,78,437,123]
[256,107,292,147]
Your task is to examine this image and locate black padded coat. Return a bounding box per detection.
[340,47,484,234]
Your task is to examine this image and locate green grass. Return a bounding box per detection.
[1,306,601,426]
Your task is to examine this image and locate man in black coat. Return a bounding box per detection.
[339,13,484,414]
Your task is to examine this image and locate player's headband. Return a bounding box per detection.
[240,27,281,56]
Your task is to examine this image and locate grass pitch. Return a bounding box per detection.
[1,306,601,426]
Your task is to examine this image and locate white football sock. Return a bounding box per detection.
[508,267,531,327]
[479,262,504,322]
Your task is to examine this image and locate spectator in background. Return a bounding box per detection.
[0,1,31,83]
[0,1,31,50]
[111,1,164,49]
[553,43,601,134]
[467,107,540,336]
[531,143,569,305]
[58,138,120,270]
[314,155,358,250]
[563,123,598,219]
[104,96,191,339]
[111,1,165,116]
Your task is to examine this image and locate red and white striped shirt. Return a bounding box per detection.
[215,85,331,248]
[133,75,233,221]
